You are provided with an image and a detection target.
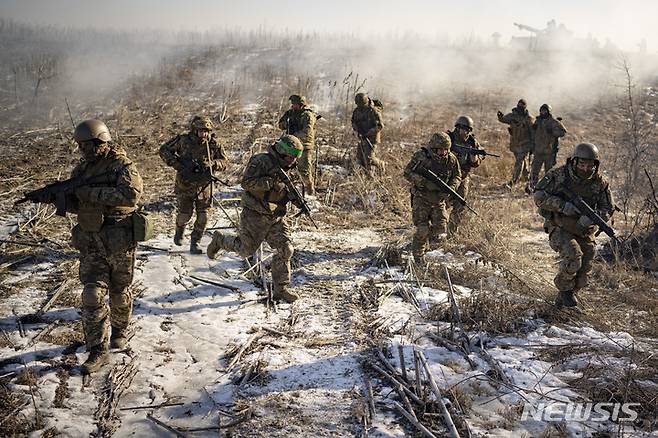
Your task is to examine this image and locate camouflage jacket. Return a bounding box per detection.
[497,108,534,152]
[446,129,483,177]
[241,145,298,216]
[352,103,384,144]
[278,106,316,150]
[534,162,614,237]
[69,144,143,233]
[159,133,228,192]
[532,115,566,156]
[404,147,461,204]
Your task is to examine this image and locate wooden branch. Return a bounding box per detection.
[119,401,184,411]
[416,351,460,438]
[226,331,262,370]
[368,361,424,406]
[187,275,240,292]
[391,401,437,438]
[146,413,188,437]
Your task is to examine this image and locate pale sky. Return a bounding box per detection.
[1,0,656,50]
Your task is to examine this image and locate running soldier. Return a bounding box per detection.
[352,93,384,174]
[528,103,566,192]
[497,99,534,186]
[278,95,317,194]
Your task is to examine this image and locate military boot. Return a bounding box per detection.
[272,286,299,303]
[207,231,225,260]
[81,346,109,374]
[173,226,185,246]
[190,231,203,255]
[555,290,579,307]
[110,326,129,349]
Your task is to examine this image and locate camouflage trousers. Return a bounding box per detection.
[297,149,315,194]
[448,176,471,235]
[511,151,530,184]
[72,224,136,350]
[530,151,555,187]
[356,138,383,173]
[548,226,595,292]
[411,194,448,260]
[211,207,293,293]
[176,183,212,237]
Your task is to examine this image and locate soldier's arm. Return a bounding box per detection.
[403,152,425,185]
[498,112,513,124]
[595,182,615,222]
[159,136,183,169]
[533,171,566,212]
[77,163,143,207]
[241,156,278,194]
[468,139,483,167]
[552,119,567,138]
[447,158,462,191]
[293,111,315,144]
[277,111,289,132]
[210,139,228,172]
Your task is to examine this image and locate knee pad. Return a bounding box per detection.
[82,283,106,307]
[109,289,131,308]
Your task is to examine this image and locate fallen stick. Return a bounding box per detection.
[226,331,262,370]
[37,279,72,316]
[364,376,376,420]
[416,350,461,438]
[146,413,188,437]
[368,361,424,406]
[391,400,437,438]
[398,344,409,384]
[187,275,240,292]
[119,401,184,411]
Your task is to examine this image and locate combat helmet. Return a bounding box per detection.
[73,119,112,143]
[275,134,304,158]
[355,93,369,106]
[289,94,306,105]
[454,115,474,131]
[190,115,214,132]
[540,103,552,113]
[429,132,451,150]
[572,142,600,164]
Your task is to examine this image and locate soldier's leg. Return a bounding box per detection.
[175,193,194,244]
[549,228,583,292]
[574,236,596,291]
[448,178,470,235]
[265,217,297,301]
[356,139,367,169]
[208,207,268,259]
[521,151,530,182]
[429,200,448,242]
[411,196,432,262]
[190,187,212,254]
[512,151,525,184]
[297,149,315,194]
[108,248,136,348]
[79,252,111,350]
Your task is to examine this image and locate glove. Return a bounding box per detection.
[75,186,98,202]
[497,110,504,118]
[562,202,580,216]
[577,215,594,228]
[273,203,287,217]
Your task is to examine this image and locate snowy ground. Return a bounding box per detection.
[1,192,657,437]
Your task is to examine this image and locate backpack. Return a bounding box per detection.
[371,99,384,112]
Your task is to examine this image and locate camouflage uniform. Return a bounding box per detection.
[278,95,316,194]
[404,134,461,261]
[446,127,483,234]
[534,148,614,304]
[208,137,303,301]
[69,144,143,351]
[159,117,228,249]
[497,102,534,185]
[352,94,384,172]
[530,105,566,188]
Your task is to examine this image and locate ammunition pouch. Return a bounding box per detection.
[132,210,154,242]
[77,204,103,232]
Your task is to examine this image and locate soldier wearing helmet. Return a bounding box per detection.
[207,135,305,303]
[159,115,228,254]
[403,132,461,263]
[528,103,567,193]
[63,119,144,373]
[534,142,615,308]
[497,99,534,186]
[446,115,483,235]
[352,93,384,174]
[278,94,317,194]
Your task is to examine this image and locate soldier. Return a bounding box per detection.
[351,92,384,174]
[497,99,534,186]
[278,95,317,195]
[206,135,304,303]
[446,116,483,235]
[534,143,614,307]
[404,132,461,263]
[528,103,566,192]
[67,120,143,373]
[160,116,228,254]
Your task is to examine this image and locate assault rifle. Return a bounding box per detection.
[412,163,478,216]
[15,171,115,216]
[180,158,230,186]
[285,112,322,135]
[276,167,319,229]
[451,144,500,158]
[557,187,620,244]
